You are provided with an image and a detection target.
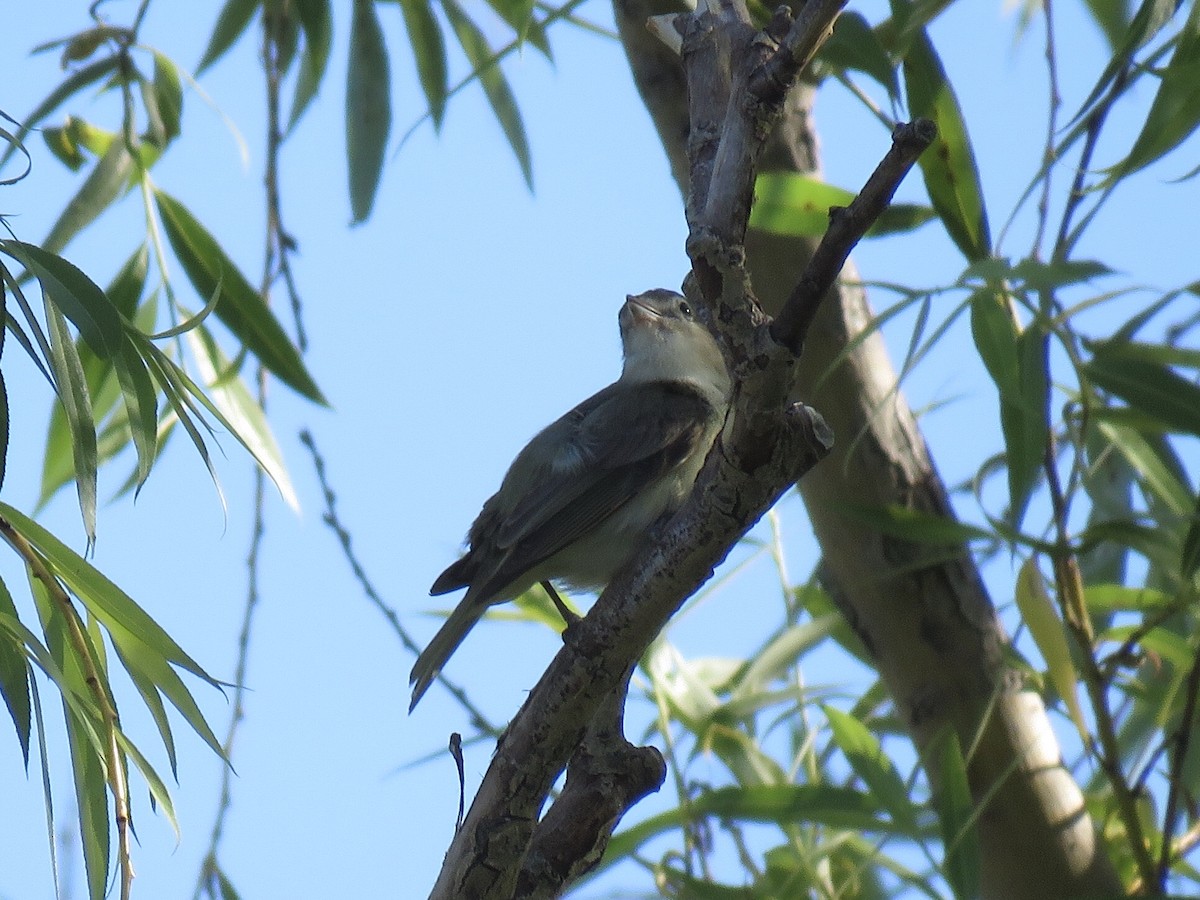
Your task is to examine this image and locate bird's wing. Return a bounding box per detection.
[473,382,716,592]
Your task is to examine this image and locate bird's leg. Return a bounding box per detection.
[541,581,581,635]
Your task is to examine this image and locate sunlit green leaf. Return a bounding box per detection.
[1006,320,1049,529]
[65,703,110,900]
[1084,582,1173,613]
[895,12,990,260]
[290,0,333,130]
[398,0,449,127]
[198,0,262,73]
[154,190,325,402]
[1015,559,1087,737]
[187,326,299,512]
[750,172,935,238]
[347,0,392,222]
[444,0,533,189]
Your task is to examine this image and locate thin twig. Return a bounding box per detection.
[769,119,937,354]
[298,430,501,738]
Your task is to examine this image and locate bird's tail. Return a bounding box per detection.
[409,598,487,711]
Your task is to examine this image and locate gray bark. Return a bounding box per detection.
[614,1,1122,896]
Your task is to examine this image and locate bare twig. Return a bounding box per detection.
[770,119,936,355]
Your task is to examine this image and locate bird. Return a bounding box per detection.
[409,289,732,710]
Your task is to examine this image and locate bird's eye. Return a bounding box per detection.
[678,300,692,317]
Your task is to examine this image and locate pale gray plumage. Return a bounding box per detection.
[410,289,730,710]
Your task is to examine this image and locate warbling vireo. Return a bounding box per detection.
[409,289,731,710]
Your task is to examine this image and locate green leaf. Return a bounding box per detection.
[347,0,392,222]
[0,56,119,170]
[40,139,135,257]
[1010,258,1112,292]
[751,172,935,238]
[2,241,124,357]
[1181,491,1200,579]
[824,705,914,830]
[817,11,899,96]
[1084,582,1173,614]
[1072,0,1176,126]
[152,52,184,144]
[187,326,299,512]
[0,577,31,765]
[199,0,262,73]
[1095,420,1192,517]
[65,704,110,900]
[1114,0,1200,177]
[1014,559,1087,737]
[1005,320,1049,529]
[930,729,980,900]
[0,503,222,692]
[154,190,325,403]
[290,0,333,130]
[444,0,533,189]
[398,0,449,128]
[969,289,1019,395]
[1086,339,1200,436]
[895,13,990,260]
[43,294,98,546]
[1083,0,1133,51]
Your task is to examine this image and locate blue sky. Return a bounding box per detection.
[0,0,1196,897]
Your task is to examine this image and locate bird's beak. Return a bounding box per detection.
[622,294,661,326]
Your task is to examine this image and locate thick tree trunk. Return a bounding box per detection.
[614,1,1123,896]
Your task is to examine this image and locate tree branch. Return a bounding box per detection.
[426,0,933,894]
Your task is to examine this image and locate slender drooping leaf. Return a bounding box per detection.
[187,326,299,511]
[152,52,184,144]
[444,0,533,188]
[1072,0,1176,126]
[198,0,262,73]
[825,705,915,830]
[1181,491,1200,579]
[398,0,449,127]
[0,56,119,169]
[1114,0,1200,177]
[1014,559,1086,738]
[818,11,899,97]
[3,241,123,357]
[1086,339,1200,436]
[895,12,990,260]
[290,0,333,130]
[154,191,325,402]
[40,135,135,257]
[347,0,392,222]
[931,729,980,900]
[0,577,31,764]
[42,295,98,545]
